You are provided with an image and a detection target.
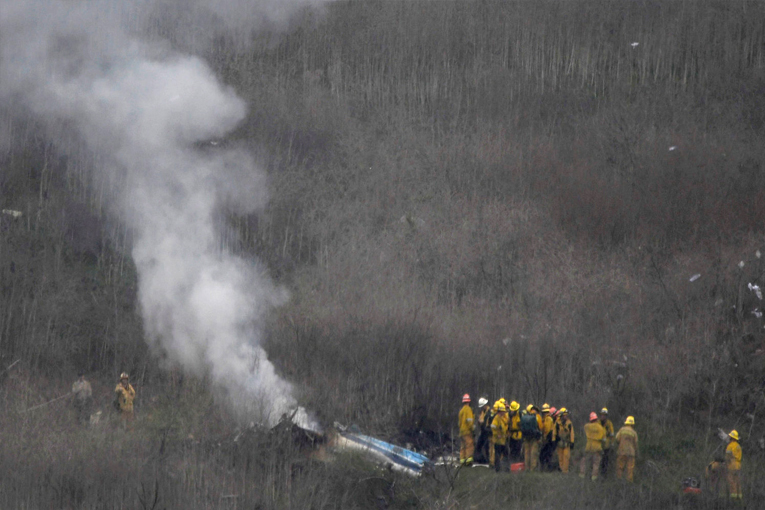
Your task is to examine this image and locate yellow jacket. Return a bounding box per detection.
[458,404,475,436]
[614,425,638,457]
[115,383,136,413]
[491,413,509,445]
[600,419,615,449]
[509,412,522,440]
[584,421,606,452]
[554,418,575,448]
[541,414,555,439]
[726,441,742,471]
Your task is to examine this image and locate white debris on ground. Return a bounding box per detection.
[669,146,677,151]
[2,209,23,218]
[689,274,701,282]
[739,261,746,269]
[630,42,639,48]
[749,283,763,300]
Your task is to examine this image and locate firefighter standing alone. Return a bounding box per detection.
[725,430,743,500]
[115,372,136,430]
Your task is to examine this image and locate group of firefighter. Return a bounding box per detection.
[458,394,744,499]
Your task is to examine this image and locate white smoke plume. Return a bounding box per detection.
[0,0,320,425]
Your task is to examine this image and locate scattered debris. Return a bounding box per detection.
[630,42,639,48]
[753,309,762,318]
[669,146,677,151]
[332,426,431,476]
[89,410,102,426]
[689,274,701,282]
[748,283,762,300]
[681,477,701,495]
[739,261,745,269]
[757,250,762,259]
[2,209,23,218]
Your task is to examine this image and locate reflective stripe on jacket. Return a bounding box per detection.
[115,383,135,413]
[459,404,475,436]
[554,418,574,448]
[491,414,509,445]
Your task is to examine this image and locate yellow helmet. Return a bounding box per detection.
[493,400,502,411]
[509,401,520,412]
[729,430,740,441]
[600,407,609,415]
[541,403,551,412]
[497,403,507,413]
[119,372,129,380]
[500,398,507,405]
[559,407,568,415]
[625,416,635,425]
[526,404,536,413]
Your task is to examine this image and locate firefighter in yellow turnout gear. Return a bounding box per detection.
[458,394,475,464]
[539,403,556,470]
[553,408,574,473]
[522,404,543,471]
[489,398,507,466]
[614,416,639,482]
[115,372,136,430]
[491,403,509,472]
[508,401,522,462]
[580,412,605,481]
[598,408,615,477]
[725,430,743,500]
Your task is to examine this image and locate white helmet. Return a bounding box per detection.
[478,397,489,407]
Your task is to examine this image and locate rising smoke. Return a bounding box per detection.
[0,0,321,425]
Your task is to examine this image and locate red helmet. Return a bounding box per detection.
[589,412,598,422]
[462,393,471,403]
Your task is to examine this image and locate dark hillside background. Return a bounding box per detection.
[1,1,765,507]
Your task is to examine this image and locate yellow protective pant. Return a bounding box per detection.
[489,438,495,466]
[557,447,571,473]
[727,469,742,499]
[460,434,474,462]
[523,439,540,471]
[616,455,635,482]
[120,410,134,431]
[580,451,602,480]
